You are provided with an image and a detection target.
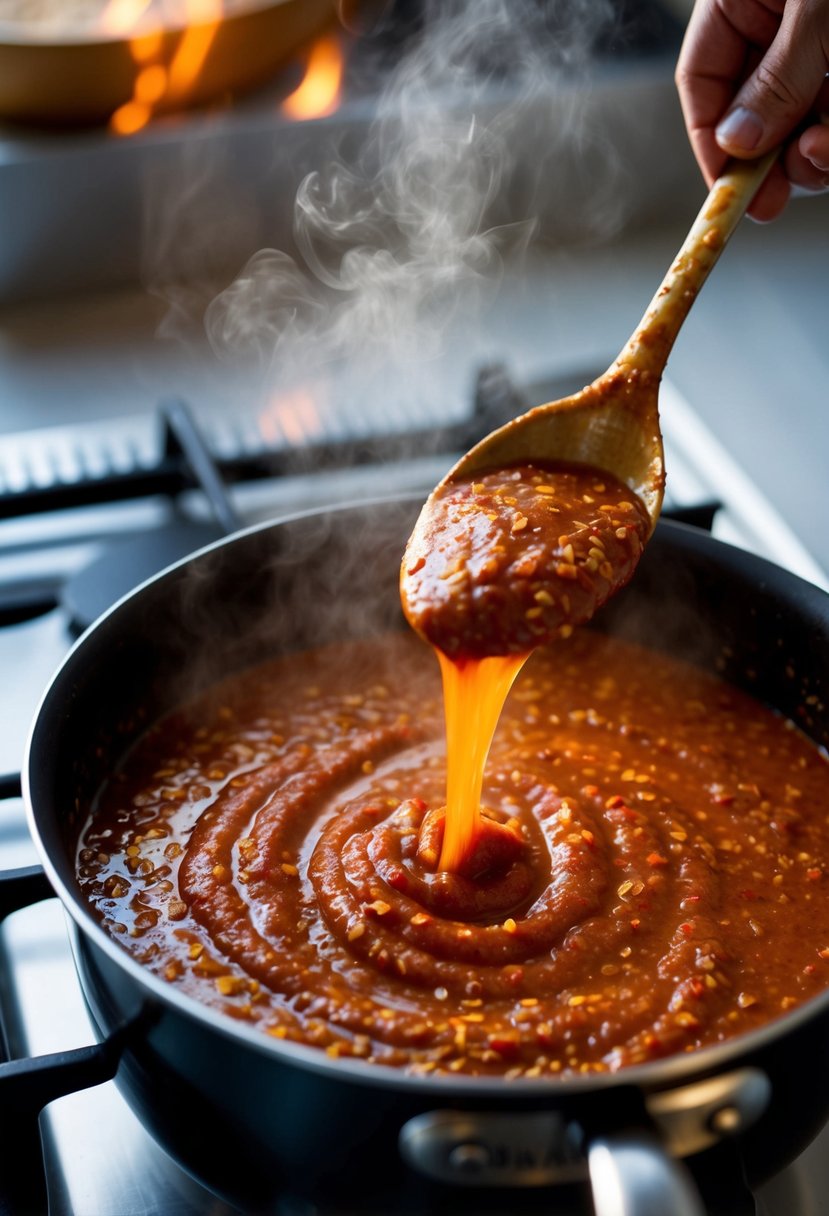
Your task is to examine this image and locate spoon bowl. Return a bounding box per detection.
[446,151,779,531]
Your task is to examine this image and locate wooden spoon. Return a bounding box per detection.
[444,152,778,532]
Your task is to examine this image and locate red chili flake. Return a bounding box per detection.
[385,869,408,892]
[689,978,706,1000]
[536,1024,556,1049]
[647,852,668,867]
[712,793,734,806]
[488,1033,521,1059]
[807,868,823,882]
[630,918,641,931]
[583,785,599,798]
[739,889,757,901]
[804,964,817,976]
[406,555,426,575]
[605,795,626,810]
[680,922,694,936]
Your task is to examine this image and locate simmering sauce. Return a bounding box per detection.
[400,461,650,868]
[78,631,829,1076]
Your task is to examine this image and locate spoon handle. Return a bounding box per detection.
[614,150,779,378]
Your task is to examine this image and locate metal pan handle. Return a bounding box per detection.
[0,1040,121,1118]
[0,771,127,1117]
[588,1129,705,1216]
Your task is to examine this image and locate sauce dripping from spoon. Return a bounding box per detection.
[402,461,650,869]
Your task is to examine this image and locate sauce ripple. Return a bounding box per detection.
[77,631,829,1077]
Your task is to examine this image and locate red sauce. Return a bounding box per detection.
[77,630,829,1077]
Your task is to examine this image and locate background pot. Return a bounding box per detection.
[0,0,335,126]
[18,498,829,1213]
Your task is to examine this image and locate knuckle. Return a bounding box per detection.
[751,60,804,112]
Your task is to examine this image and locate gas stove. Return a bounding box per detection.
[0,359,827,1214]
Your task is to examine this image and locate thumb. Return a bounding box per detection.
[715,5,829,156]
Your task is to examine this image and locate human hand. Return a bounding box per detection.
[675,0,829,220]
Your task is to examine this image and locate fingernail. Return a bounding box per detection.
[716,106,764,152]
[808,153,829,172]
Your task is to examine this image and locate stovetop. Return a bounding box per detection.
[0,365,827,1214]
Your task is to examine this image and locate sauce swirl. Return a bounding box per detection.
[77,632,829,1077]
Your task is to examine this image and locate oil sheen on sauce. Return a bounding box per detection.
[401,461,651,871]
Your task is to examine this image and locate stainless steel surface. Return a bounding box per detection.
[587,1134,704,1216]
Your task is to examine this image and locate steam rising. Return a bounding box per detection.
[205,0,619,401]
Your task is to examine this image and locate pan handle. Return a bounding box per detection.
[0,1006,158,1118]
[0,773,153,1118]
[0,773,52,921]
[0,1040,121,1117]
[587,1129,705,1216]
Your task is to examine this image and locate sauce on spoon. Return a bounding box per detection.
[401,461,650,869]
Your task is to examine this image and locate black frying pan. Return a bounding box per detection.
[10,498,829,1214]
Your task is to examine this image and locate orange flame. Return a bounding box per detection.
[281,34,344,121]
[166,0,222,103]
[261,388,324,446]
[109,0,223,136]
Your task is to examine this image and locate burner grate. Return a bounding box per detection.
[0,365,524,520]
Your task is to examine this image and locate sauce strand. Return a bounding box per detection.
[437,650,528,871]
